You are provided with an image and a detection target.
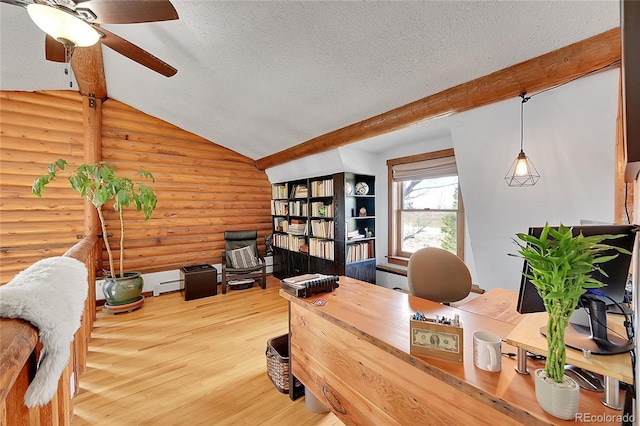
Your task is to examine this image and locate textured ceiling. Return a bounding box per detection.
[0,1,620,160]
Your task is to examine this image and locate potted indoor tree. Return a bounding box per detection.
[513,223,629,419]
[32,159,157,307]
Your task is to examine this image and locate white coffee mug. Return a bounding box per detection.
[473,331,502,372]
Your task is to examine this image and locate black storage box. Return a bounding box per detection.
[180,264,217,301]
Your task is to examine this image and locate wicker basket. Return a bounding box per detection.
[266,334,290,393]
[266,333,304,396]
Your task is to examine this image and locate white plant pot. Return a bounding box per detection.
[534,368,580,420]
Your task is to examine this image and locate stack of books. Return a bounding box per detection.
[287,220,307,235]
[290,185,308,198]
[347,230,364,240]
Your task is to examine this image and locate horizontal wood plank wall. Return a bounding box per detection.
[99,98,272,275]
[0,91,272,283]
[0,91,85,283]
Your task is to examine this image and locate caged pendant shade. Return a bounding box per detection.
[505,93,540,187]
[27,4,101,48]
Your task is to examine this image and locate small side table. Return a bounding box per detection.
[180,265,217,301]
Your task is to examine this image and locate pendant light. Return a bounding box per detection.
[26,4,101,48]
[504,93,540,187]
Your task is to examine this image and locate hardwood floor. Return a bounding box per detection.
[73,277,343,425]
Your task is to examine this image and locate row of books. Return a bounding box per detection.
[310,179,334,197]
[347,240,375,262]
[271,200,288,216]
[290,184,308,198]
[274,217,288,232]
[272,183,288,199]
[273,233,307,251]
[310,201,333,217]
[289,200,308,216]
[309,238,334,260]
[310,219,334,239]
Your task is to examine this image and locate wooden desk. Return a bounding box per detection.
[457,288,522,325]
[281,277,625,425]
[506,312,633,384]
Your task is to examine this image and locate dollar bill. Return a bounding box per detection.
[412,329,460,353]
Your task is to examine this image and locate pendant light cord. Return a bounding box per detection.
[519,93,530,152]
[525,59,619,100]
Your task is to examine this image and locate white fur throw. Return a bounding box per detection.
[0,256,88,407]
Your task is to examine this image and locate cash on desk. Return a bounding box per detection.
[410,315,464,363]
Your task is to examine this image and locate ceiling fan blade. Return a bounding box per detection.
[76,0,178,24]
[96,26,177,77]
[45,34,66,62]
[0,0,34,7]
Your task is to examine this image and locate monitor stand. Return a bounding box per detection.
[539,296,634,356]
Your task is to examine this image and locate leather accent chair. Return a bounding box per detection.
[221,230,266,294]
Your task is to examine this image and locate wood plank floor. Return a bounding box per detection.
[73,277,343,426]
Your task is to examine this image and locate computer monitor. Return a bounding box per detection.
[516,224,636,355]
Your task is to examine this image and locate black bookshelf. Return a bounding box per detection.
[270,172,376,283]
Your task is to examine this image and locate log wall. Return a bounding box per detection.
[0,90,272,283]
[0,236,98,426]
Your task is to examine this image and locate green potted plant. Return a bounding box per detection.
[32,159,157,306]
[513,223,629,419]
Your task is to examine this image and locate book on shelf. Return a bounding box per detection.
[287,220,307,235]
[272,200,288,215]
[310,179,334,197]
[310,219,334,239]
[347,230,365,240]
[272,183,288,199]
[288,234,306,251]
[347,240,375,262]
[311,201,333,217]
[274,217,288,232]
[288,200,308,216]
[309,238,334,260]
[290,184,308,198]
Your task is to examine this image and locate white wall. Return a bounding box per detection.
[451,69,619,292]
[263,69,620,294]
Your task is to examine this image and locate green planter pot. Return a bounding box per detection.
[103,272,143,306]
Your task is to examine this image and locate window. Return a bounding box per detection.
[387,149,464,265]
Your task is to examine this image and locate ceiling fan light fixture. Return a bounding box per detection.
[27,4,101,47]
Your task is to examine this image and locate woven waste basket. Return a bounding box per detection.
[266,334,303,394]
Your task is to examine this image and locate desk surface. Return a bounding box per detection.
[281,278,626,425]
[457,288,523,325]
[461,289,633,382]
[507,311,634,384]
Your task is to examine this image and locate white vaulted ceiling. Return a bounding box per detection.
[0,1,620,160]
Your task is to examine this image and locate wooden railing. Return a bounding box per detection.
[0,236,99,426]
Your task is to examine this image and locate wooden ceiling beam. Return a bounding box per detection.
[70,43,107,100]
[255,27,621,171]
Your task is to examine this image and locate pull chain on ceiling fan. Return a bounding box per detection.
[2,0,179,77]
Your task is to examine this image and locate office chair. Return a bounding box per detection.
[407,247,472,304]
[221,230,266,294]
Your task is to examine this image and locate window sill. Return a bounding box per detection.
[386,256,409,268]
[376,264,407,277]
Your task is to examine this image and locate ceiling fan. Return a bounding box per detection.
[1,0,178,77]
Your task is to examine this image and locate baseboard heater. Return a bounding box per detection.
[153,279,183,297]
